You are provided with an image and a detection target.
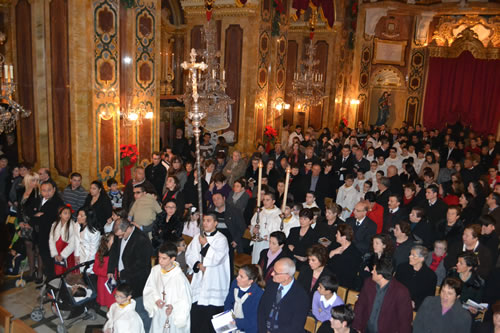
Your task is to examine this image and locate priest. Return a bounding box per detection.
[143,242,192,333]
[186,213,230,333]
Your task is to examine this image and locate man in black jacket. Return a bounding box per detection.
[423,184,448,230]
[383,193,407,233]
[345,202,377,255]
[258,258,309,333]
[145,152,167,199]
[32,181,64,282]
[108,218,154,332]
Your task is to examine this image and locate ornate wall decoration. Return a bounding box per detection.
[429,28,500,60]
[359,46,371,90]
[405,96,420,126]
[431,15,500,48]
[408,49,425,92]
[370,65,404,87]
[258,31,269,89]
[94,0,120,181]
[276,38,286,90]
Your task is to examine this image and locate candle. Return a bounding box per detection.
[165,52,169,78]
[222,70,225,81]
[282,166,291,212]
[212,69,215,79]
[9,65,13,80]
[257,160,263,208]
[4,65,8,80]
[172,53,174,68]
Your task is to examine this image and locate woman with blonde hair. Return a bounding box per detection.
[18,171,41,281]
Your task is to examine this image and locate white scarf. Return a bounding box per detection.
[233,286,251,319]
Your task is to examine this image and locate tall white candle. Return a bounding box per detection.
[257,160,263,208]
[172,53,174,68]
[4,65,8,80]
[222,70,225,81]
[9,65,13,80]
[282,166,291,212]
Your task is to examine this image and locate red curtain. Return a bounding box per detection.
[423,51,500,135]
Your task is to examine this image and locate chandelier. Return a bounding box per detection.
[290,38,327,111]
[289,7,327,111]
[179,19,234,132]
[118,94,153,127]
[0,32,31,134]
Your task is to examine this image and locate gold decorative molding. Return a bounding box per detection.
[431,15,500,48]
[429,27,500,60]
[182,3,259,17]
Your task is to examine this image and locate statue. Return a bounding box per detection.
[375,91,391,126]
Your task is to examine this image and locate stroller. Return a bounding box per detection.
[30,260,98,333]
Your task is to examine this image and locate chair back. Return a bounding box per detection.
[346,290,359,307]
[0,306,13,333]
[304,315,317,333]
[11,319,36,333]
[337,286,348,302]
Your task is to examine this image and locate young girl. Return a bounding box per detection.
[49,206,78,275]
[75,208,101,273]
[104,208,126,233]
[103,283,145,333]
[182,207,200,238]
[93,233,115,308]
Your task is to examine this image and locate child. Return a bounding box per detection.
[353,170,366,192]
[93,233,115,308]
[175,237,188,274]
[143,242,192,333]
[303,191,319,209]
[49,206,78,275]
[107,178,123,209]
[103,283,145,333]
[104,208,126,234]
[281,201,300,237]
[182,207,200,238]
[6,231,26,276]
[312,275,344,323]
[336,175,359,220]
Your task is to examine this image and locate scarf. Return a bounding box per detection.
[430,252,445,272]
[232,191,244,203]
[267,248,282,268]
[233,286,251,318]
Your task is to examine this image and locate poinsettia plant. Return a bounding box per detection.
[263,125,278,153]
[120,144,138,168]
[340,117,348,129]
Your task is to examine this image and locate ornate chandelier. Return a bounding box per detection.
[290,38,327,111]
[0,31,31,134]
[179,19,234,132]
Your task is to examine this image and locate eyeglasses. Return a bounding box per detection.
[272,271,289,276]
[114,293,127,299]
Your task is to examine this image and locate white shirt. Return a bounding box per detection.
[119,228,135,272]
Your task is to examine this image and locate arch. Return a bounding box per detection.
[370,66,405,87]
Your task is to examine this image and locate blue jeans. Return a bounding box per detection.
[135,296,151,332]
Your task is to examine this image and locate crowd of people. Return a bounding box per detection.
[3,121,500,333]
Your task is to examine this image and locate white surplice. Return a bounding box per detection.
[103,299,145,333]
[336,184,360,220]
[185,231,230,306]
[249,206,282,264]
[281,214,300,238]
[143,263,192,333]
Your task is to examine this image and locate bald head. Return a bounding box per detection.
[272,257,296,285]
[387,165,398,177]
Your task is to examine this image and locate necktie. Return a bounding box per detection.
[276,286,283,304]
[356,221,361,227]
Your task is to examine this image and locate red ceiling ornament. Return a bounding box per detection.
[205,0,214,21]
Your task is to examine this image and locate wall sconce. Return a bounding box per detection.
[273,98,290,117]
[350,99,360,105]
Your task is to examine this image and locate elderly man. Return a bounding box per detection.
[258,258,309,333]
[222,150,247,186]
[345,202,377,255]
[122,167,156,211]
[353,257,413,333]
[107,218,153,332]
[62,172,88,217]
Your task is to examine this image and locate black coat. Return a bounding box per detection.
[145,163,167,200]
[388,175,404,197]
[287,227,318,259]
[382,206,407,234]
[209,205,247,253]
[423,199,448,229]
[151,212,183,252]
[375,189,391,212]
[327,243,363,290]
[258,248,293,282]
[393,238,414,268]
[345,216,377,255]
[84,193,113,232]
[436,219,464,248]
[182,174,209,213]
[108,228,153,298]
[394,263,437,310]
[257,280,310,333]
[411,218,435,249]
[413,297,472,333]
[333,155,354,183]
[444,242,493,280]
[31,194,65,253]
[297,266,333,302]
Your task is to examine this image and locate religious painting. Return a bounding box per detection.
[373,38,407,66]
[368,87,406,128]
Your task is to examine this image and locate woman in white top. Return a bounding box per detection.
[75,208,101,273]
[49,206,79,275]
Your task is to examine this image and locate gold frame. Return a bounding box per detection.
[372,38,407,66]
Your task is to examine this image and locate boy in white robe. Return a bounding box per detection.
[186,213,230,333]
[143,242,192,333]
[281,201,300,237]
[250,192,282,264]
[104,283,145,333]
[336,175,360,220]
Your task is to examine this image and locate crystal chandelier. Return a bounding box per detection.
[290,38,327,111]
[179,19,234,132]
[0,31,31,134]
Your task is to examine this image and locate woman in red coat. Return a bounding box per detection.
[93,233,115,308]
